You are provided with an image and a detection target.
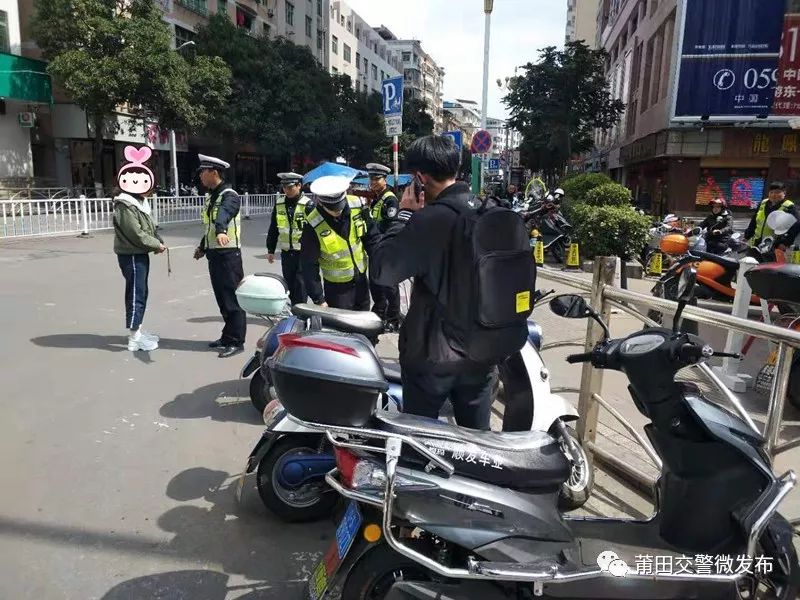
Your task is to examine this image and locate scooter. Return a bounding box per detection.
[286,269,798,600]
[524,199,573,264]
[237,294,591,523]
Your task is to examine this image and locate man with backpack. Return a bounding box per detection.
[369,135,536,430]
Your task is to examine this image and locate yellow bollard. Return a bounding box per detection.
[792,249,800,264]
[534,240,545,265]
[648,251,663,276]
[566,243,580,268]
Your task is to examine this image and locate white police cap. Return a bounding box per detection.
[310,176,351,204]
[198,154,230,170]
[278,172,303,184]
[366,163,391,177]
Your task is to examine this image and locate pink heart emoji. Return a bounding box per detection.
[124,145,152,164]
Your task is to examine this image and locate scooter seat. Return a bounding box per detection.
[291,303,384,337]
[376,413,570,490]
[691,250,740,272]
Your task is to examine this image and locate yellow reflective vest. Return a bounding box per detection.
[275,194,310,251]
[202,188,241,249]
[307,196,367,283]
[750,198,794,245]
[370,189,396,224]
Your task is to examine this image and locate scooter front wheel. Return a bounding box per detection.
[256,435,338,522]
[557,426,594,511]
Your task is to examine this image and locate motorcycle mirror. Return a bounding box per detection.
[673,268,697,333]
[549,294,611,339]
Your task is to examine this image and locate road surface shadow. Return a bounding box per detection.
[160,379,263,425]
[187,315,267,327]
[31,334,212,354]
[100,570,303,600]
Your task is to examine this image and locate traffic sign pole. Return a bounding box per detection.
[393,135,399,190]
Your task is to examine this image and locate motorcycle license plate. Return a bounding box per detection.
[307,501,362,600]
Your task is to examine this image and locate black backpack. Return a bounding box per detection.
[437,196,536,364]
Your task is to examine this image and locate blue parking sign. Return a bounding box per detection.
[443,130,463,152]
[382,77,404,116]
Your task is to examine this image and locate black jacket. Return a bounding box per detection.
[699,209,733,245]
[300,203,381,303]
[745,199,800,244]
[369,182,482,373]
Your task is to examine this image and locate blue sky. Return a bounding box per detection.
[345,0,568,118]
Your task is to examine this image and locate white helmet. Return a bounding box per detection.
[766,210,797,236]
[553,188,565,197]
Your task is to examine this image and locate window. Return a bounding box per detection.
[236,6,255,31]
[402,51,411,62]
[332,66,338,74]
[372,64,378,80]
[285,1,294,25]
[347,19,352,32]
[356,80,361,91]
[650,29,664,105]
[356,27,360,39]
[177,0,208,16]
[363,57,369,71]
[344,44,351,63]
[332,35,338,54]
[317,29,324,50]
[217,0,226,15]
[356,52,361,70]
[380,70,385,81]
[340,15,344,25]
[305,15,312,36]
[0,11,7,54]
[263,22,271,38]
[640,36,654,112]
[175,24,196,47]
[317,0,322,17]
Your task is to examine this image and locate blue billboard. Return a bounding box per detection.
[673,0,794,119]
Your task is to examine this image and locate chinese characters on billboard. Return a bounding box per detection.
[674,0,800,118]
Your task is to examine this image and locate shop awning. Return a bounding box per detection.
[0,52,52,104]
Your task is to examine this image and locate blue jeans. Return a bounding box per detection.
[118,253,150,330]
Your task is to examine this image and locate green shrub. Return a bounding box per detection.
[560,172,612,204]
[572,205,651,260]
[583,182,633,207]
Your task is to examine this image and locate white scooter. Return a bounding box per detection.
[236,293,590,522]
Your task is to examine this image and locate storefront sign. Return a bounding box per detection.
[620,133,664,164]
[723,130,800,157]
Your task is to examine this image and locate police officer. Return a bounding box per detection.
[193,154,247,358]
[745,181,800,247]
[300,175,380,310]
[365,163,401,329]
[266,172,313,304]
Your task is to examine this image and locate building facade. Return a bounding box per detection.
[565,0,600,47]
[376,27,445,132]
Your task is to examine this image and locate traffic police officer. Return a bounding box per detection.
[745,181,800,247]
[193,154,247,358]
[266,172,313,304]
[300,175,380,310]
[365,163,402,328]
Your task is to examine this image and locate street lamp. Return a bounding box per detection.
[475,0,494,195]
[171,40,196,196]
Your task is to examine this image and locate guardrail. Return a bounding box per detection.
[538,258,800,524]
[1,193,277,239]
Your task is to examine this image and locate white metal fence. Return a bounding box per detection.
[0,193,278,239]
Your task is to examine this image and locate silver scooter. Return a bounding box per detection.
[276,269,798,600]
[237,293,590,522]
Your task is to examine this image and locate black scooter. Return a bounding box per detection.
[298,269,798,600]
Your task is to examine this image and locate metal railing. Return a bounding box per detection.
[1,193,277,239]
[538,258,800,499]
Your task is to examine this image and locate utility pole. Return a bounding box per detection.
[476,0,494,196]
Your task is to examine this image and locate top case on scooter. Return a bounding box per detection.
[268,330,387,427]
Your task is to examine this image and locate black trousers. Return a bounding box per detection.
[118,253,149,330]
[401,366,497,431]
[369,278,401,322]
[207,249,246,346]
[324,274,371,311]
[280,250,307,305]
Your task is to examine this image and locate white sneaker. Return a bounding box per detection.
[128,330,158,351]
[140,329,160,342]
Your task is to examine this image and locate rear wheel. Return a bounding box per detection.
[556,426,594,511]
[341,542,434,600]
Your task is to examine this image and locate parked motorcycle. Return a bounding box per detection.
[237,292,593,522]
[280,269,798,600]
[523,198,573,264]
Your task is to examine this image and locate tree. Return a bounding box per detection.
[32,0,231,194]
[505,41,625,182]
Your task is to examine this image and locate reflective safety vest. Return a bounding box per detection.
[370,189,396,224]
[307,196,367,283]
[202,188,241,249]
[750,198,794,245]
[275,194,310,251]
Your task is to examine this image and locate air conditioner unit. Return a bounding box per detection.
[18,112,36,128]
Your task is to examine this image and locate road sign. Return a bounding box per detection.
[487,158,500,174]
[470,129,493,154]
[385,115,402,136]
[382,76,404,116]
[443,130,463,151]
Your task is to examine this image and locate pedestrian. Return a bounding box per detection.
[301,175,380,310]
[745,181,800,247]
[698,198,733,255]
[266,172,313,305]
[192,154,247,358]
[369,135,535,430]
[364,163,402,329]
[113,145,166,352]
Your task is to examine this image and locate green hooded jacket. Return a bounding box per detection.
[113,193,162,255]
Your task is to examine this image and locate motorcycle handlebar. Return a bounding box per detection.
[566,352,593,364]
